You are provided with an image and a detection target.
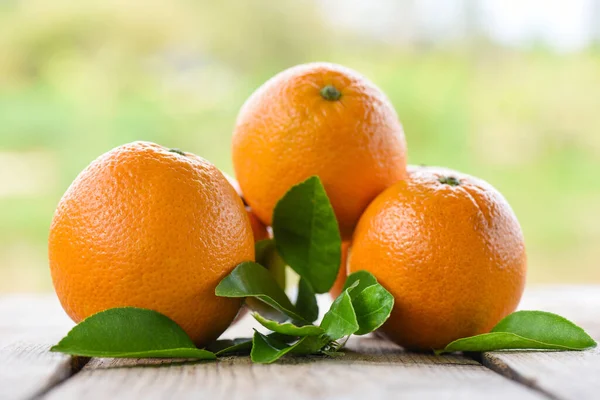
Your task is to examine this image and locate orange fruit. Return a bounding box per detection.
[329,241,350,299]
[232,62,407,239]
[349,166,527,350]
[224,173,270,242]
[48,141,254,346]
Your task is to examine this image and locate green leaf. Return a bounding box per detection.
[254,239,273,263]
[266,332,299,344]
[207,338,252,356]
[249,330,301,363]
[251,331,330,363]
[253,313,324,337]
[272,176,341,293]
[341,271,394,335]
[245,297,288,322]
[343,270,377,300]
[215,262,305,322]
[289,334,331,355]
[251,330,291,363]
[255,239,287,289]
[50,308,215,359]
[249,239,288,320]
[438,311,597,354]
[492,310,596,346]
[352,284,394,335]
[295,278,319,323]
[320,283,359,341]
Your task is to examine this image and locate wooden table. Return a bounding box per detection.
[1,286,599,400]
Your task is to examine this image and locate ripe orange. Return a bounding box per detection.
[48,142,254,346]
[232,62,407,239]
[329,242,350,299]
[349,166,527,350]
[224,174,269,242]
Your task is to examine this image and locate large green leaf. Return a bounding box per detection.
[51,308,215,359]
[438,311,597,354]
[272,176,341,293]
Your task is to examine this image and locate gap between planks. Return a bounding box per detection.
[472,352,561,400]
[28,353,89,400]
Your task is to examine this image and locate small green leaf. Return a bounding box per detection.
[249,239,288,320]
[245,297,288,322]
[215,262,305,322]
[267,332,299,344]
[211,333,299,360]
[250,330,310,363]
[320,283,359,341]
[438,310,597,354]
[341,271,394,335]
[352,284,394,335]
[254,239,273,262]
[255,239,287,289]
[343,270,377,300]
[290,334,331,355]
[253,313,324,337]
[251,330,292,363]
[272,176,341,293]
[251,331,329,363]
[207,338,252,356]
[295,279,319,323]
[50,308,215,359]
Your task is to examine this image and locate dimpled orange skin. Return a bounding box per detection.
[329,242,350,299]
[224,174,270,242]
[232,62,407,239]
[349,166,527,350]
[48,141,255,346]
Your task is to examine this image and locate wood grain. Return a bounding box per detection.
[0,294,79,400]
[3,287,600,400]
[42,336,544,400]
[482,285,600,400]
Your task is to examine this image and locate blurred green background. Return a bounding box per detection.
[1,0,600,291]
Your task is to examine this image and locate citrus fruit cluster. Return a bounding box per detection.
[49,62,526,351]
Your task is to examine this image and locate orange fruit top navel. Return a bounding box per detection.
[232,62,407,239]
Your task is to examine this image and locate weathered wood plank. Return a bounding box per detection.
[0,341,86,400]
[4,287,600,400]
[42,335,543,400]
[482,286,600,400]
[0,295,79,400]
[0,294,73,332]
